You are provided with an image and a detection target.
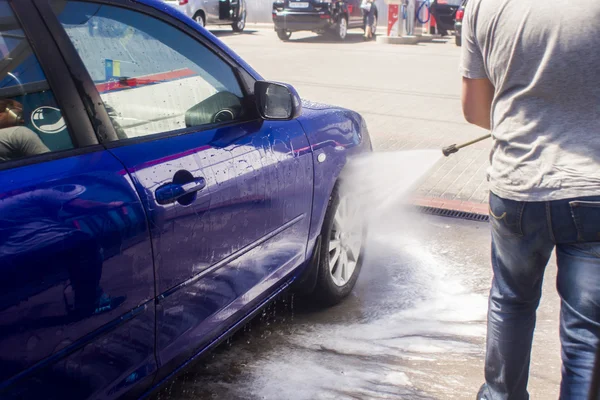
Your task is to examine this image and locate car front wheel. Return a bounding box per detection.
[193,12,205,28]
[277,29,292,41]
[232,10,246,32]
[314,184,365,306]
[334,16,348,41]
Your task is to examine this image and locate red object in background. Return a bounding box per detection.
[348,5,354,13]
[387,4,398,36]
[179,0,188,5]
[430,14,436,30]
[455,9,464,21]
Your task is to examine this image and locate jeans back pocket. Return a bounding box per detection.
[489,193,526,237]
[569,201,600,242]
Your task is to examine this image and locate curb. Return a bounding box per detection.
[412,196,489,222]
[376,35,419,45]
[376,34,438,45]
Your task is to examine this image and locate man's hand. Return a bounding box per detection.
[462,77,494,130]
[0,99,23,129]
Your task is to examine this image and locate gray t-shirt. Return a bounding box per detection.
[0,126,49,162]
[460,0,600,201]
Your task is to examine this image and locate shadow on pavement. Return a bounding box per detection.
[288,32,370,44]
[210,29,259,37]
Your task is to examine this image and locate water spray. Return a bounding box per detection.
[442,134,491,157]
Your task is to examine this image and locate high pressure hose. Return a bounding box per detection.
[400,4,408,20]
[416,0,430,24]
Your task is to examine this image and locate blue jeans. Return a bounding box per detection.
[482,192,600,400]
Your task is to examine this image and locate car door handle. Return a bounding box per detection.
[155,177,206,205]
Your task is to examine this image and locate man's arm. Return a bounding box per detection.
[462,77,494,130]
[459,0,493,130]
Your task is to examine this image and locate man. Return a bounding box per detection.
[460,0,600,399]
[0,99,49,162]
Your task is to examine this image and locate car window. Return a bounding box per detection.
[0,1,74,163]
[50,1,246,140]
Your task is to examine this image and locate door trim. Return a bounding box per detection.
[0,300,152,392]
[157,213,306,301]
[143,274,294,398]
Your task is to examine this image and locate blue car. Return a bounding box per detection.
[0,0,372,398]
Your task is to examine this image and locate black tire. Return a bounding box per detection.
[313,184,365,306]
[232,10,246,32]
[193,11,205,28]
[277,29,291,41]
[455,35,462,46]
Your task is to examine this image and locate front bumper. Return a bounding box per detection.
[273,11,335,32]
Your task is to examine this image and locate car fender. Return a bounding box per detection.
[296,100,372,260]
[191,2,207,22]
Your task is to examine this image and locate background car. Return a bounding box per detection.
[454,0,467,46]
[429,0,461,36]
[272,0,378,41]
[165,0,247,32]
[0,0,371,398]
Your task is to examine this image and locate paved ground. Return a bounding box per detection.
[152,212,562,399]
[214,27,491,207]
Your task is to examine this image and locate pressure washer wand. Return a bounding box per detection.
[442,134,492,157]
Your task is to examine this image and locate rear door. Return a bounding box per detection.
[0,1,156,398]
[45,0,314,376]
[346,0,363,27]
[204,0,220,23]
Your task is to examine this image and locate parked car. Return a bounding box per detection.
[454,0,467,46]
[0,0,372,398]
[165,0,247,32]
[429,0,461,36]
[272,0,378,41]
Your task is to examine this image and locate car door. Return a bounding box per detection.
[0,1,156,399]
[346,0,363,27]
[44,0,314,377]
[204,0,220,23]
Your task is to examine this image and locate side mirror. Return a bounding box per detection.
[254,81,302,120]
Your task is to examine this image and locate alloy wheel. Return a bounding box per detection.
[328,195,363,287]
[234,11,246,32]
[195,14,205,27]
[338,17,347,40]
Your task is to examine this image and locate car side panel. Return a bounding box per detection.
[203,0,220,23]
[0,151,156,399]
[107,120,314,383]
[2,306,156,400]
[296,103,372,256]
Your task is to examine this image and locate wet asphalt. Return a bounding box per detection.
[151,210,561,400]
